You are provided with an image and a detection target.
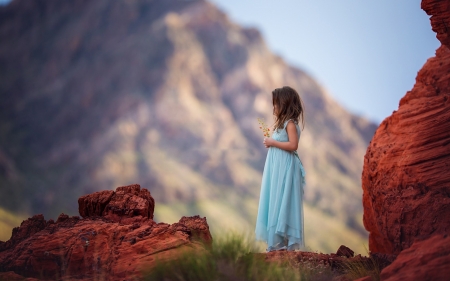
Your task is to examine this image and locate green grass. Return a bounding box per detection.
[341,254,381,281]
[142,234,382,281]
[142,234,340,281]
[143,234,296,281]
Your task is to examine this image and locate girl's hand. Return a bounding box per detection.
[263,137,273,148]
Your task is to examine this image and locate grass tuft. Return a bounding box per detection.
[142,233,375,281]
[341,255,381,281]
[143,233,300,281]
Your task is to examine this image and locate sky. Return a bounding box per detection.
[0,0,440,123]
[209,0,440,123]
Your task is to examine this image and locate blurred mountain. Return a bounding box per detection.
[0,0,377,252]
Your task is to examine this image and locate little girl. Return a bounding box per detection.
[255,86,306,252]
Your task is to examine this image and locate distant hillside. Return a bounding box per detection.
[0,0,377,252]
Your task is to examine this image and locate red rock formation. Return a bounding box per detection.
[362,0,450,255]
[355,277,374,281]
[0,271,39,281]
[0,184,212,280]
[336,245,354,258]
[262,250,356,272]
[422,0,450,49]
[260,245,393,279]
[78,184,155,222]
[78,190,114,218]
[380,234,450,281]
[0,214,47,252]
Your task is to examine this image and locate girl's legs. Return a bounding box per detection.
[287,243,300,251]
[266,235,288,252]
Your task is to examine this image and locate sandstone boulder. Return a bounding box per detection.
[422,0,450,49]
[78,184,155,222]
[78,190,114,218]
[336,245,354,258]
[362,0,450,255]
[380,234,450,281]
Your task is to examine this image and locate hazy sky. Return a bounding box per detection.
[209,0,440,123]
[0,0,440,123]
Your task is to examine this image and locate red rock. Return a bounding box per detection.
[0,271,39,280]
[355,277,374,281]
[174,216,212,247]
[0,214,47,252]
[336,245,354,258]
[256,246,393,280]
[0,185,211,280]
[380,234,450,281]
[422,0,450,49]
[362,1,450,255]
[78,184,155,222]
[78,190,114,217]
[261,245,382,273]
[103,184,155,221]
[333,276,353,281]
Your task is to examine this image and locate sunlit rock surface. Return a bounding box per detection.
[362,0,450,255]
[0,185,212,280]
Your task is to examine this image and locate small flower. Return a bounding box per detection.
[257,118,271,137]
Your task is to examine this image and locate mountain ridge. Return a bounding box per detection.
[0,0,377,252]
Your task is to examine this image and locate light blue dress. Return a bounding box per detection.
[255,120,306,251]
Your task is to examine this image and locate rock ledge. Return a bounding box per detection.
[0,184,212,281]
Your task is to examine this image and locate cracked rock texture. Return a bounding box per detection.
[362,0,450,255]
[0,184,212,280]
[78,184,155,222]
[380,234,450,281]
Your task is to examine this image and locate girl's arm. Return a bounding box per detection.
[263,121,298,151]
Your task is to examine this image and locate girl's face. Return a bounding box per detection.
[273,104,279,116]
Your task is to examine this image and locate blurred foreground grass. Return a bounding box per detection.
[143,234,332,281]
[143,233,380,281]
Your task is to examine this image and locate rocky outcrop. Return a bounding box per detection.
[336,245,354,258]
[78,190,115,218]
[78,184,155,222]
[260,245,393,281]
[362,0,450,255]
[263,249,357,272]
[0,271,39,281]
[422,0,450,49]
[0,184,212,280]
[380,234,450,281]
[0,214,47,253]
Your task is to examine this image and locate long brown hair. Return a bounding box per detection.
[272,86,305,130]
